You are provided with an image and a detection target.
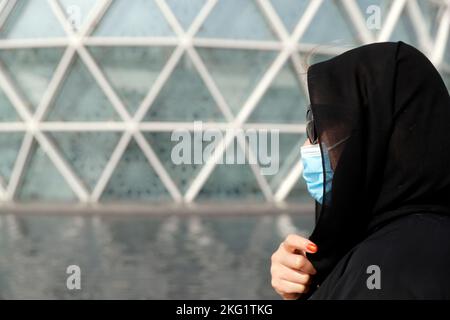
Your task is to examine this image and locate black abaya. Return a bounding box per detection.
[300,41,450,299]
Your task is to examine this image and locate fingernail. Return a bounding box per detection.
[306,243,318,253]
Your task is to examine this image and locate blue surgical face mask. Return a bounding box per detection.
[300,144,333,204]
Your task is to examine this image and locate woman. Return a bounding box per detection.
[271,41,450,299]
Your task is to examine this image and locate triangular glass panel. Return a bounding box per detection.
[0,90,20,121]
[0,0,66,39]
[248,61,307,123]
[197,138,264,201]
[269,0,310,33]
[202,216,259,254]
[47,132,122,192]
[57,0,100,33]
[17,142,77,202]
[290,213,316,234]
[308,53,335,66]
[144,53,225,121]
[359,0,438,44]
[356,0,388,15]
[46,55,121,121]
[196,0,276,40]
[93,0,175,37]
[300,0,358,45]
[101,139,171,202]
[247,132,305,193]
[0,48,65,112]
[196,48,277,115]
[88,46,175,116]
[165,0,206,31]
[0,132,23,187]
[143,131,218,194]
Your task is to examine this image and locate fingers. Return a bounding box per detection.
[282,234,318,254]
[278,251,317,275]
[271,234,319,299]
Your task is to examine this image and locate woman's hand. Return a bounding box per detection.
[270,234,318,300]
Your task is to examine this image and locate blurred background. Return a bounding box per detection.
[0,0,448,299]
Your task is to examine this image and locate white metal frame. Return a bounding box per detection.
[0,0,448,207]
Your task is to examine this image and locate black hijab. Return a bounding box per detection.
[304,41,450,289]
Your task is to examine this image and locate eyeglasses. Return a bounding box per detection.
[306,105,318,144]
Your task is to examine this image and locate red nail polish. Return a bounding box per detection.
[306,243,318,253]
